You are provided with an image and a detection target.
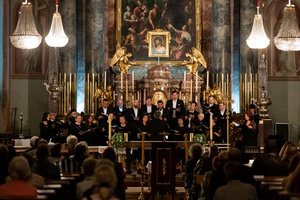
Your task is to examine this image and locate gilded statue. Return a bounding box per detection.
[182,47,207,74]
[110,47,136,74]
[207,85,223,103]
[94,85,113,104]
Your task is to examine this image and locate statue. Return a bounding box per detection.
[110,47,136,74]
[94,85,113,104]
[44,78,64,102]
[251,86,272,119]
[182,47,207,74]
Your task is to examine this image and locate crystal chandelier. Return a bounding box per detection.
[45,0,69,47]
[274,0,300,51]
[246,7,270,49]
[10,0,42,49]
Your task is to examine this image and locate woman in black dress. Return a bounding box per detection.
[241,111,258,146]
[39,112,51,141]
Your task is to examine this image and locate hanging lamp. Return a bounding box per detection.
[45,0,69,47]
[246,5,270,49]
[10,0,42,49]
[273,0,300,51]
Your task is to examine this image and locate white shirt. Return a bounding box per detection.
[172,100,177,108]
[133,107,138,117]
[147,105,152,113]
[103,108,107,115]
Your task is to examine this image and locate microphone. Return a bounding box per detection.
[20,113,23,120]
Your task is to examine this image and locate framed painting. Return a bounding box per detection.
[147,30,170,57]
[116,0,201,64]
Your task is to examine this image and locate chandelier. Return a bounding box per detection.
[45,0,69,47]
[10,0,42,49]
[274,0,300,51]
[246,7,270,49]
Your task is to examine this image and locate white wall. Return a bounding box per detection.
[268,81,300,143]
[10,79,48,136]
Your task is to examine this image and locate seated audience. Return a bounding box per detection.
[0,156,37,199]
[103,147,126,200]
[0,144,9,184]
[32,143,60,180]
[76,158,97,200]
[48,143,61,166]
[213,161,257,200]
[252,138,288,176]
[71,141,90,172]
[185,143,203,200]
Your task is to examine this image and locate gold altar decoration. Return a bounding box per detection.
[206,85,223,103]
[182,47,207,75]
[110,47,136,74]
[94,85,113,104]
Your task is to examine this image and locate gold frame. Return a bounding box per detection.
[147,29,171,58]
[115,0,202,65]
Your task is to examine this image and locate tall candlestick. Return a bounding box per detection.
[126,75,129,103]
[132,71,134,90]
[195,72,198,91]
[104,71,107,90]
[190,75,193,101]
[210,113,213,144]
[206,71,209,90]
[108,114,113,146]
[120,71,123,90]
[183,71,186,89]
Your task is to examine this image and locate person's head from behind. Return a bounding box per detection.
[67,135,78,149]
[264,138,278,155]
[74,142,88,159]
[188,143,203,159]
[0,144,9,163]
[29,136,39,148]
[282,143,297,162]
[36,143,49,160]
[228,148,242,163]
[82,158,97,177]
[208,145,218,158]
[60,143,73,158]
[8,156,32,181]
[93,162,117,200]
[223,161,241,182]
[288,153,300,173]
[103,147,117,163]
[50,143,61,158]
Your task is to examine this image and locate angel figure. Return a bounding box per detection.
[110,47,136,74]
[182,47,207,75]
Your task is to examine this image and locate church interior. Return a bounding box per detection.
[0,0,300,199]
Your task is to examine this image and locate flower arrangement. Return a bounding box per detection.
[193,133,207,144]
[112,132,123,150]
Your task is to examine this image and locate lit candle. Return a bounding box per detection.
[132,71,134,90]
[206,71,209,90]
[195,71,198,91]
[120,71,123,90]
[104,71,107,90]
[210,113,213,144]
[183,71,186,89]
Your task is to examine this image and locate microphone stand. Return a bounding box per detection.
[20,113,23,139]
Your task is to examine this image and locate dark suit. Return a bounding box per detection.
[156,108,169,122]
[203,103,219,117]
[126,107,142,123]
[113,106,127,122]
[95,107,113,127]
[216,109,232,143]
[166,99,185,128]
[141,104,157,120]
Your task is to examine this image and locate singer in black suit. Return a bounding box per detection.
[156,100,169,122]
[126,100,142,123]
[95,99,113,127]
[166,91,185,129]
[203,95,219,117]
[141,96,157,120]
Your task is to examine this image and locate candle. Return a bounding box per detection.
[195,71,198,91]
[210,113,213,144]
[108,114,113,146]
[120,71,123,90]
[206,71,209,90]
[104,71,107,90]
[132,71,134,90]
[183,71,186,89]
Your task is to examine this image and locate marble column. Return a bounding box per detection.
[240,0,257,73]
[60,0,77,73]
[86,0,105,73]
[212,0,231,73]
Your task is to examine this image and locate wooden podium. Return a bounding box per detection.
[151,142,176,199]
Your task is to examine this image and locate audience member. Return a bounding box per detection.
[49,143,61,166]
[0,144,9,184]
[77,158,97,200]
[252,138,288,176]
[185,143,203,200]
[32,143,60,180]
[213,161,257,200]
[103,147,126,200]
[0,156,37,198]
